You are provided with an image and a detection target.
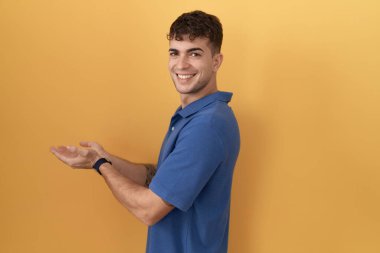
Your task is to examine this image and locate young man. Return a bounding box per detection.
[51,10,240,253]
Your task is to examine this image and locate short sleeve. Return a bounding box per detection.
[149,122,225,212]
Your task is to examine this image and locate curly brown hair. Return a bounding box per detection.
[167,10,223,55]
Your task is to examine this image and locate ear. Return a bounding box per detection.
[212,53,223,72]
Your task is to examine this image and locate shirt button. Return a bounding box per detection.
[171,126,175,131]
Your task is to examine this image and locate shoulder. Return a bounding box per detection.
[189,101,239,135]
[180,101,239,147]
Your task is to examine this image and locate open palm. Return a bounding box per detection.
[50,144,100,169]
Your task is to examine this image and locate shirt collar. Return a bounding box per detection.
[175,91,233,118]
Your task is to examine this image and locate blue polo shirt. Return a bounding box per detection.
[147,91,240,253]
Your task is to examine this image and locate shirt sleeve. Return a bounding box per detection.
[149,122,226,212]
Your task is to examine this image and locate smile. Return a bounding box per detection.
[176,73,196,80]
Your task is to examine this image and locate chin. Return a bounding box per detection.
[174,85,193,95]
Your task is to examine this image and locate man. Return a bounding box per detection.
[51,10,240,253]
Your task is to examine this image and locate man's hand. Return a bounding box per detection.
[79,141,107,157]
[50,142,102,169]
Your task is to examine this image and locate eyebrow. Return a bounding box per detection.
[169,47,205,53]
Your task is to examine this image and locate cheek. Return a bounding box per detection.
[200,62,214,74]
[195,60,209,70]
[168,61,174,71]
[168,58,179,72]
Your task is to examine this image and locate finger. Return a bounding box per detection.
[67,146,77,153]
[80,141,91,147]
[54,146,78,158]
[51,146,67,154]
[50,146,66,155]
[81,141,101,149]
[51,151,72,165]
[50,148,58,156]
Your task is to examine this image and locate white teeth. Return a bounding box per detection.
[177,74,195,79]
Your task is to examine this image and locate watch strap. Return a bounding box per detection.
[92,158,112,175]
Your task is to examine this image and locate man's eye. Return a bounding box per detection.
[169,52,177,56]
[190,53,201,57]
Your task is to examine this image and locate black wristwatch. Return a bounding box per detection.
[92,158,112,175]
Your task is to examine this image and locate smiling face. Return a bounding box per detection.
[168,35,223,107]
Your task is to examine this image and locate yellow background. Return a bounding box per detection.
[1,0,379,252]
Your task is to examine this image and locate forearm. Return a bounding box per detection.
[101,151,155,186]
[99,163,171,225]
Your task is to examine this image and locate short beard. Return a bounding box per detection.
[173,79,210,95]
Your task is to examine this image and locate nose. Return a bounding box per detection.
[176,55,190,69]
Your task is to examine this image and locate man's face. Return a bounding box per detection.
[168,36,222,97]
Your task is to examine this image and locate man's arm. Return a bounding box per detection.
[99,162,174,226]
[80,141,156,186]
[50,142,173,225]
[102,152,156,187]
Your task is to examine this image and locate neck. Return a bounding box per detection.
[180,85,218,108]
